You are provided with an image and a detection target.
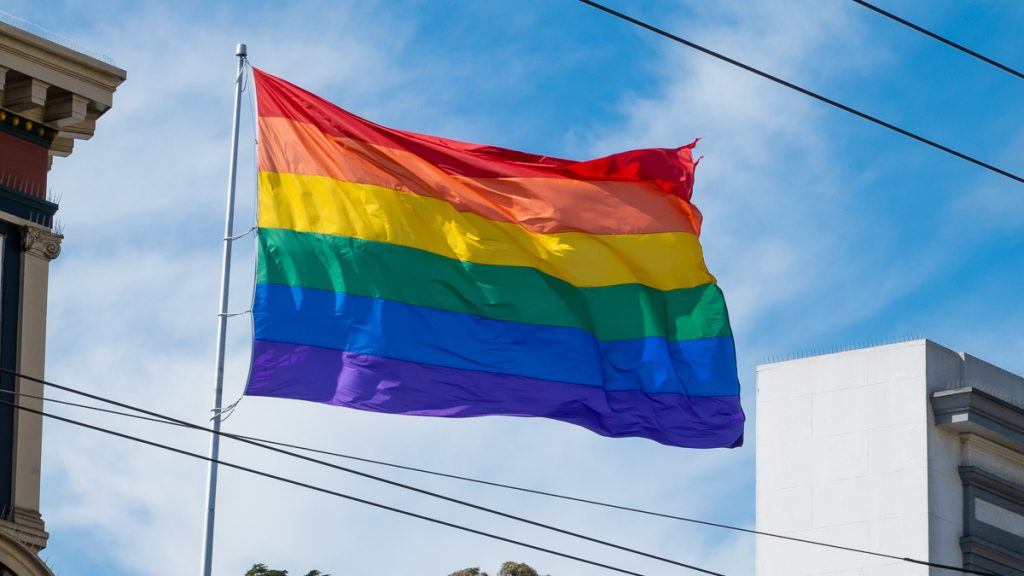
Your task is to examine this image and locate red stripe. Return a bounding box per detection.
[258,116,701,235]
[254,67,699,203]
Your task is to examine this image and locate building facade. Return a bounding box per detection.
[0,20,125,575]
[756,339,1024,575]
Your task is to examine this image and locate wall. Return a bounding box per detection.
[756,341,934,575]
[757,339,1024,575]
[924,343,965,572]
[0,129,47,198]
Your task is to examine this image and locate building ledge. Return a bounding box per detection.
[0,507,47,554]
[961,535,1024,575]
[0,530,51,576]
[933,387,1024,453]
[0,21,125,161]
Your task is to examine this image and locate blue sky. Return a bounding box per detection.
[1,1,1022,574]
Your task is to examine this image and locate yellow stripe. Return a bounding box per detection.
[258,172,715,290]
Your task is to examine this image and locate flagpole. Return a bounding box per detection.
[201,42,247,576]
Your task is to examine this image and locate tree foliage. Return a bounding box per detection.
[450,561,544,576]
[449,568,488,576]
[499,562,540,576]
[246,563,326,576]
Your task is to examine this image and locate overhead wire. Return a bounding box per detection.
[0,399,646,576]
[1,371,724,576]
[572,0,1024,186]
[15,7,1014,576]
[850,0,1024,81]
[1,372,996,575]
[16,389,989,574]
[24,391,979,573]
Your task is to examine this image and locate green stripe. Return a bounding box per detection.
[257,228,732,342]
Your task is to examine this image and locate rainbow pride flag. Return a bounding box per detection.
[245,69,744,448]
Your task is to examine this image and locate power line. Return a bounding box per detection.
[573,0,1024,186]
[0,399,645,576]
[850,0,1024,81]
[1,375,996,576]
[23,393,984,574]
[1,373,724,576]
[29,393,996,576]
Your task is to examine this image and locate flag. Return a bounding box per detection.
[245,68,744,448]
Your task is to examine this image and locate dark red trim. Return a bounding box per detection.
[0,131,47,199]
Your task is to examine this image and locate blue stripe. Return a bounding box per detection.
[254,283,739,396]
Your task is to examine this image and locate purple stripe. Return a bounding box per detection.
[247,340,744,448]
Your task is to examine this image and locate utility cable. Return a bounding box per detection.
[1,376,996,575]
[573,0,1024,186]
[0,371,724,576]
[0,399,645,576]
[851,0,1024,81]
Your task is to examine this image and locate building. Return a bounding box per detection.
[756,339,1024,575]
[0,20,125,575]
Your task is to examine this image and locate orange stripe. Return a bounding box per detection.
[258,116,700,236]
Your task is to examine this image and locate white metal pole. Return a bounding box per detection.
[202,42,247,576]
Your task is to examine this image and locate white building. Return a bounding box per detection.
[756,339,1024,575]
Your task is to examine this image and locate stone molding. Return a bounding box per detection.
[958,466,1024,574]
[21,227,60,260]
[0,508,47,553]
[933,386,1024,454]
[0,528,52,576]
[0,21,125,160]
[960,536,1024,576]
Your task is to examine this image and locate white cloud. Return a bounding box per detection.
[585,2,875,354]
[25,1,1022,575]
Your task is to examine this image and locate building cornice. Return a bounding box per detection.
[0,527,52,575]
[0,22,124,105]
[933,387,1024,454]
[0,21,126,160]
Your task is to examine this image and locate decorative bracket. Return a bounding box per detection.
[22,226,62,260]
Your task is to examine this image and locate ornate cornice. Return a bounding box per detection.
[22,226,61,260]
[0,21,126,160]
